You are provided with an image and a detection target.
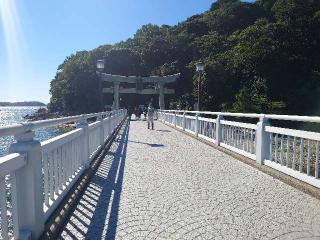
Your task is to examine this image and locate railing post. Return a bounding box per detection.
[110,112,114,133]
[112,111,115,129]
[77,117,90,168]
[215,115,224,146]
[121,109,124,122]
[110,112,113,133]
[174,111,177,127]
[182,111,186,131]
[117,110,120,125]
[195,113,199,136]
[98,113,104,146]
[256,115,270,165]
[9,131,44,239]
[104,114,110,139]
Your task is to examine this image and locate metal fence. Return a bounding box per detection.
[158,110,320,191]
[0,109,127,239]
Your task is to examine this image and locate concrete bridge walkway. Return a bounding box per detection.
[58,119,320,240]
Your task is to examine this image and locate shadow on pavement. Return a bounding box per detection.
[60,120,130,240]
[129,140,165,148]
[156,129,171,133]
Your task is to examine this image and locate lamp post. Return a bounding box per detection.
[196,61,205,111]
[96,59,105,111]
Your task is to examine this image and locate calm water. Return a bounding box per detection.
[0,106,61,156]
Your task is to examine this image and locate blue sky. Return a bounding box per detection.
[0,0,252,103]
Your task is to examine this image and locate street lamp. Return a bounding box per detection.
[196,61,205,111]
[96,59,105,71]
[96,59,105,111]
[196,61,205,72]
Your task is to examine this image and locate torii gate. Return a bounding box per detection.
[97,73,180,109]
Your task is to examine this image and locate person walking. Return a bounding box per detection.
[147,103,155,130]
[134,107,139,120]
[143,106,147,120]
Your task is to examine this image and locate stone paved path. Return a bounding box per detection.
[59,119,320,240]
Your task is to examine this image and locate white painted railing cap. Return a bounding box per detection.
[0,153,27,177]
[0,110,119,138]
[158,110,320,123]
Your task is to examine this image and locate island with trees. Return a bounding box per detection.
[0,101,46,107]
[48,0,320,116]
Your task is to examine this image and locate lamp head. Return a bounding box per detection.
[96,59,105,71]
[196,61,205,72]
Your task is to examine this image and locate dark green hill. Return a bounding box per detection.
[48,0,320,115]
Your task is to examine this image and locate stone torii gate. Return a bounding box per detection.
[98,73,180,109]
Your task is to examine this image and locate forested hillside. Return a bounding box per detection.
[49,0,320,115]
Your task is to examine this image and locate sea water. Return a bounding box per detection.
[0,106,61,156]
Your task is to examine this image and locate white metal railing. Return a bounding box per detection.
[198,116,216,142]
[220,120,257,159]
[175,114,184,129]
[185,115,197,134]
[0,153,25,240]
[158,110,320,190]
[265,126,320,187]
[0,109,127,239]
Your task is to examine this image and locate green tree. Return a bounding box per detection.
[48,0,320,116]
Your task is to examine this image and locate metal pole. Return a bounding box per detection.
[99,77,103,111]
[96,71,104,111]
[198,72,201,111]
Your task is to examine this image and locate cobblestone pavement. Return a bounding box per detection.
[59,119,320,240]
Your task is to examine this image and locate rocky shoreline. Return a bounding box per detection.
[24,108,65,121]
[24,108,78,130]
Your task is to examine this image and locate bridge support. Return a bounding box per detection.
[9,131,44,239]
[256,116,270,165]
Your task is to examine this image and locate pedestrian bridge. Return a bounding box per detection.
[1,110,320,239]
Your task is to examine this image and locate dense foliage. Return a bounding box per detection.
[49,0,320,115]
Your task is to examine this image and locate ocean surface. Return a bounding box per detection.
[0,106,61,157]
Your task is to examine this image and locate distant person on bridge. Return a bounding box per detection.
[143,106,147,120]
[147,103,155,130]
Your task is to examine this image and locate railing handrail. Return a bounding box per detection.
[0,153,26,178]
[265,114,320,123]
[0,110,117,138]
[159,110,320,123]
